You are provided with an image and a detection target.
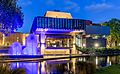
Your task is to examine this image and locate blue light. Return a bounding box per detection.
[10,42,22,55]
[23,34,38,55]
[9,34,40,74]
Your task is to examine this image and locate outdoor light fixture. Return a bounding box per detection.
[94,36,98,39]
[83,44,86,47]
[118,43,120,46]
[94,43,99,48]
[36,28,48,32]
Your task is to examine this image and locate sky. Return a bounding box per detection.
[17,0,120,33]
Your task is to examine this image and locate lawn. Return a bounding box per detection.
[95,64,120,74]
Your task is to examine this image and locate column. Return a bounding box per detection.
[2,33,5,46]
[40,32,46,55]
[41,61,46,74]
[67,39,69,47]
[72,34,76,54]
[72,58,76,74]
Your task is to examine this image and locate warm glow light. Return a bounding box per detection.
[83,44,86,47]
[71,30,84,33]
[119,43,120,46]
[41,61,46,73]
[41,39,45,44]
[96,57,98,65]
[94,43,99,47]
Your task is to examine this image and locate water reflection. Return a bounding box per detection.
[40,56,120,74]
[2,55,120,74]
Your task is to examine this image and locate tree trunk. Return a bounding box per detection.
[115,41,117,47]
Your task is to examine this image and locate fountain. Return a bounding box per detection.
[9,42,23,68]
[10,42,22,55]
[22,34,39,74]
[23,34,38,55]
[9,34,42,74]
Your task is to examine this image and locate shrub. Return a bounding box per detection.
[0,65,26,74]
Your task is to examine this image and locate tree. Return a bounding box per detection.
[0,0,23,35]
[102,18,120,47]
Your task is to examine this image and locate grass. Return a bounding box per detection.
[95,64,120,74]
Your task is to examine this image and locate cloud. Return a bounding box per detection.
[46,0,55,5]
[64,0,80,12]
[85,3,113,12]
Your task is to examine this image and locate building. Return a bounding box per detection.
[0,11,110,55]
[30,11,110,55]
[0,32,28,47]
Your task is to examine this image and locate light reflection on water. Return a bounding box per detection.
[5,56,120,74]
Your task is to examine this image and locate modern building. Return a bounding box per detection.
[0,11,110,55]
[30,11,110,55]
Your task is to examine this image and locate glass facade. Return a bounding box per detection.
[33,16,86,30]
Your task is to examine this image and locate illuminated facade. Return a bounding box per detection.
[0,11,110,55]
[31,11,110,55]
[0,32,28,47]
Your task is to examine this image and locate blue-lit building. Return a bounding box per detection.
[31,11,110,55]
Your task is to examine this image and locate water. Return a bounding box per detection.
[1,55,120,74]
[23,34,38,55]
[8,34,40,74]
[41,56,120,74]
[1,34,120,74]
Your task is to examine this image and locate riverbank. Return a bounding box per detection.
[95,64,120,74]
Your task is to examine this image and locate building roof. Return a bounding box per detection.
[45,11,72,19]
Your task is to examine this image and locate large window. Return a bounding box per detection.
[36,16,86,30]
[46,38,73,48]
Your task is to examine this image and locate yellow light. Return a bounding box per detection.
[83,44,86,47]
[41,61,46,73]
[119,43,120,46]
[94,43,99,47]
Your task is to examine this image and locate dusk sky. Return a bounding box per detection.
[18,0,120,33]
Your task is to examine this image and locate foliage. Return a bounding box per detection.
[77,47,120,55]
[101,18,120,47]
[77,47,105,53]
[0,0,23,35]
[95,64,120,74]
[0,64,26,74]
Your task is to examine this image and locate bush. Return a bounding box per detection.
[77,47,120,55]
[0,65,26,74]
